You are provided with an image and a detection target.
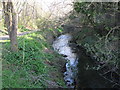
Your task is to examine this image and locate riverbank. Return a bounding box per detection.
[60,2,120,88]
[2,31,66,88]
[61,24,120,88]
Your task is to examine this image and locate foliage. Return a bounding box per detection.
[36,18,47,29]
[18,25,31,32]
[2,31,66,88]
[72,2,120,86]
[84,35,119,69]
[73,2,119,67]
[73,2,119,35]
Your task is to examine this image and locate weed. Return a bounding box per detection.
[2,31,66,88]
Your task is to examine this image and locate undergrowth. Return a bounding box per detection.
[18,25,31,32]
[2,31,66,88]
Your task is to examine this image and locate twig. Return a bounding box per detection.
[105,26,120,41]
[101,69,111,75]
[99,73,120,87]
[105,26,120,51]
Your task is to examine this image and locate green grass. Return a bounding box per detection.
[18,25,31,32]
[2,31,66,88]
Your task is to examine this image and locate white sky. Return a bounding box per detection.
[1,0,74,18]
[28,0,73,12]
[30,0,74,17]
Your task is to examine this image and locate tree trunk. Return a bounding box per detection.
[2,2,7,28]
[11,5,18,52]
[2,1,18,52]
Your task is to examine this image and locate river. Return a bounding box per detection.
[52,33,118,88]
[52,34,78,88]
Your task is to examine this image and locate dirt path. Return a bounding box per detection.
[0,30,39,40]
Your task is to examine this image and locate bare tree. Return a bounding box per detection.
[2,0,18,52]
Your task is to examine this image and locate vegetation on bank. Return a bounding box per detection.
[72,2,119,70]
[67,2,120,87]
[1,1,120,88]
[2,31,66,88]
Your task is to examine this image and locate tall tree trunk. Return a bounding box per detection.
[11,4,18,52]
[2,1,18,52]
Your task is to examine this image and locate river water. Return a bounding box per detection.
[52,33,120,88]
[52,34,78,88]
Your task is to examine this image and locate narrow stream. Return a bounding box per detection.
[52,34,120,88]
[52,34,78,88]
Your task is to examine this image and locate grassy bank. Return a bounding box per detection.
[2,31,66,88]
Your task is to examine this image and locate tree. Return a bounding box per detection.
[2,0,18,52]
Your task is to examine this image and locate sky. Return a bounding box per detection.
[0,0,73,18]
[28,0,73,12]
[28,0,74,17]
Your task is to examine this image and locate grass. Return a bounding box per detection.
[2,31,66,88]
[18,25,31,32]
